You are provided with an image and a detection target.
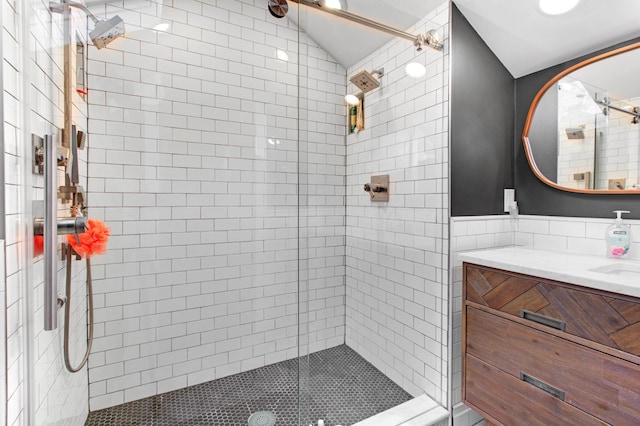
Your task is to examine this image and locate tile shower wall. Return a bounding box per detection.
[0,241,4,425]
[345,3,450,405]
[4,0,91,425]
[86,0,345,410]
[4,1,23,422]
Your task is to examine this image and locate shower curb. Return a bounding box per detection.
[352,394,448,426]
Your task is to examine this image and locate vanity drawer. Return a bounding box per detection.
[465,354,606,426]
[465,306,640,425]
[465,263,640,356]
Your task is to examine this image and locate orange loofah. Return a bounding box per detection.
[34,236,44,256]
[67,218,110,258]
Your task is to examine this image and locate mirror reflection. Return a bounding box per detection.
[527,43,640,191]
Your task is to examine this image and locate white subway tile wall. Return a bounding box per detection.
[449,216,515,409]
[515,214,640,259]
[0,241,5,425]
[4,1,23,423]
[86,0,346,410]
[345,3,450,405]
[4,0,91,424]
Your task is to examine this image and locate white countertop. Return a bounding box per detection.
[459,247,640,299]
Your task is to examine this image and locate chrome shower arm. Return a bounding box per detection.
[49,0,100,23]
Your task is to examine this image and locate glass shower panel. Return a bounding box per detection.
[20,0,451,424]
[297,1,449,425]
[82,0,304,423]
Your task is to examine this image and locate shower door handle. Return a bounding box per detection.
[44,134,58,331]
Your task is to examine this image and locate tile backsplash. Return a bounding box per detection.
[515,214,640,259]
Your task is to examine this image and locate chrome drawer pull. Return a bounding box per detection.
[520,372,566,401]
[519,309,566,331]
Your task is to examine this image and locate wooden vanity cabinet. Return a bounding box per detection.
[462,263,640,426]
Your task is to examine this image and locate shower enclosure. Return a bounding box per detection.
[7,0,450,425]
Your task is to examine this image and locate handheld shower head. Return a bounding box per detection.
[50,1,125,49]
[90,15,125,49]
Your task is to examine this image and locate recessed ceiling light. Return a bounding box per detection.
[539,0,579,15]
[405,62,426,78]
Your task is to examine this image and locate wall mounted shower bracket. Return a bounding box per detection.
[415,30,443,52]
[597,98,640,124]
[33,134,66,174]
[33,203,88,245]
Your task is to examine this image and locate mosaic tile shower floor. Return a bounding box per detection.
[85,345,412,426]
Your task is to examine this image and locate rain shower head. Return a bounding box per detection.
[90,15,125,49]
[50,1,125,49]
[350,68,384,93]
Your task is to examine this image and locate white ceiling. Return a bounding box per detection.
[452,0,640,78]
[292,0,640,83]
[287,0,444,69]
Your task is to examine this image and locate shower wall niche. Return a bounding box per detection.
[86,0,346,410]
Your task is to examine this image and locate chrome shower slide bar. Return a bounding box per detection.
[44,133,58,330]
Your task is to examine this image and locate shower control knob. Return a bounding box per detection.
[268,0,288,18]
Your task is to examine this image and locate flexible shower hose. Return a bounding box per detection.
[64,244,94,373]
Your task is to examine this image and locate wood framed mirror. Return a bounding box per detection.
[522,41,640,194]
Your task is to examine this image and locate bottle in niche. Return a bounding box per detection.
[606,210,632,258]
[349,105,357,133]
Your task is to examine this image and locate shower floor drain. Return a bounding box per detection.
[248,411,276,426]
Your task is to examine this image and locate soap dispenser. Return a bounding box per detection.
[606,210,632,258]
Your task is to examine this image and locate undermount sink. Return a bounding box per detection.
[589,262,640,277]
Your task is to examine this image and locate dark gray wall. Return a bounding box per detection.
[527,87,557,181]
[515,37,640,219]
[450,5,514,216]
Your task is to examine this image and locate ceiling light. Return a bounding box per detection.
[322,0,347,10]
[539,0,579,15]
[345,94,360,105]
[405,62,426,78]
